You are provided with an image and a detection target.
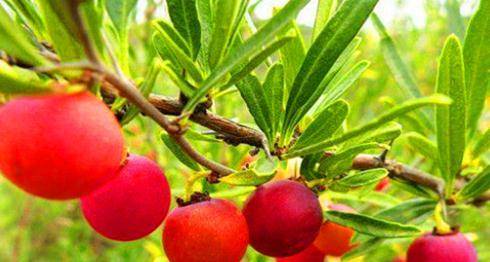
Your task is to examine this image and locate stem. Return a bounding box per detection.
[434,201,452,234]
[71,6,235,177]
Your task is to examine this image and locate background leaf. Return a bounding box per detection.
[324,210,422,238]
[457,166,490,200]
[166,0,201,59]
[435,35,466,196]
[463,0,490,137]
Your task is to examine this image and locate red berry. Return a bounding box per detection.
[313,204,356,257]
[276,245,325,262]
[375,177,390,191]
[0,92,124,199]
[163,199,249,262]
[407,231,477,262]
[243,180,323,257]
[81,154,170,241]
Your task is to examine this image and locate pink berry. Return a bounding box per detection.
[407,231,477,262]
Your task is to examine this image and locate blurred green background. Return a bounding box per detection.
[0,0,488,261]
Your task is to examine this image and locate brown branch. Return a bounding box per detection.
[352,154,445,196]
[70,6,235,177]
[148,94,264,147]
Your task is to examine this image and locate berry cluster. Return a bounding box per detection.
[0,92,478,261]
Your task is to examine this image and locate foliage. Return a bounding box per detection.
[0,0,488,261]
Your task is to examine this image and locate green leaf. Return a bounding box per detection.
[300,153,324,181]
[153,20,192,56]
[0,4,48,65]
[473,129,490,157]
[292,100,349,151]
[227,36,293,88]
[327,191,400,208]
[264,63,285,141]
[371,13,433,131]
[36,0,85,61]
[404,132,439,165]
[337,168,389,188]
[463,0,490,137]
[105,0,138,72]
[160,62,196,97]
[105,0,138,34]
[0,61,51,94]
[312,0,337,40]
[166,0,201,59]
[161,133,201,171]
[358,122,402,144]
[284,95,451,158]
[318,143,381,177]
[4,0,45,36]
[374,199,436,224]
[196,0,213,71]
[283,0,379,140]
[324,210,422,238]
[121,59,162,125]
[183,0,309,114]
[317,60,370,108]
[219,168,275,186]
[207,0,242,69]
[279,22,306,90]
[344,199,436,260]
[435,35,466,196]
[457,166,490,200]
[153,22,203,83]
[236,75,272,140]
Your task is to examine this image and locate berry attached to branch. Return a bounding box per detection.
[162,199,249,262]
[0,91,124,199]
[81,154,171,241]
[243,180,323,257]
[407,230,477,262]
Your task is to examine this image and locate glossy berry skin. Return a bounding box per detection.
[163,199,249,262]
[407,232,477,262]
[81,154,170,241]
[0,92,124,199]
[243,180,323,257]
[276,245,325,262]
[375,177,390,191]
[314,204,356,257]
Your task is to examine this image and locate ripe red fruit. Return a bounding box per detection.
[0,92,124,199]
[243,180,323,257]
[407,231,477,262]
[276,245,325,262]
[81,154,170,241]
[163,199,249,262]
[375,177,390,191]
[314,204,356,257]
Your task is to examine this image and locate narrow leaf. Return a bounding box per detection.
[318,143,381,176]
[284,95,451,158]
[463,0,490,137]
[404,132,439,165]
[473,129,490,157]
[312,0,337,40]
[292,100,348,151]
[283,0,379,139]
[166,0,201,59]
[337,168,389,188]
[436,35,466,196]
[183,0,309,114]
[0,4,47,65]
[220,169,275,186]
[279,22,306,90]
[161,133,201,171]
[0,61,51,94]
[371,13,433,130]
[264,64,285,140]
[324,210,422,238]
[374,199,436,224]
[457,166,490,200]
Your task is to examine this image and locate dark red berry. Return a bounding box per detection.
[407,231,477,262]
[243,180,323,257]
[81,154,170,241]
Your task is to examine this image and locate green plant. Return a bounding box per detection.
[0,0,488,261]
